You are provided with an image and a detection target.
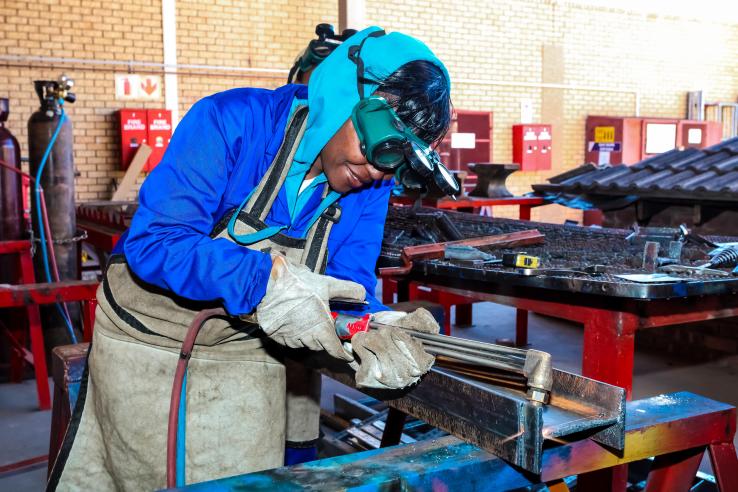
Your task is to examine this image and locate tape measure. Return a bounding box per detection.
[502,253,541,268]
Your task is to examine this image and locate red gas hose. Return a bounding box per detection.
[166,307,226,488]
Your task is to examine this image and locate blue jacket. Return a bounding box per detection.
[121,84,392,315]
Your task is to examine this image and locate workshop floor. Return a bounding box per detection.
[2,302,737,490]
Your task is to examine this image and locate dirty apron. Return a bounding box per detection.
[52,106,342,491]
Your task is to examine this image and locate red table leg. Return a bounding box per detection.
[82,298,97,342]
[455,304,473,327]
[515,309,529,346]
[644,446,705,492]
[381,277,396,305]
[578,309,638,492]
[708,441,738,492]
[582,310,638,397]
[18,247,51,410]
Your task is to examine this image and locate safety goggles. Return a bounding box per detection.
[347,31,460,196]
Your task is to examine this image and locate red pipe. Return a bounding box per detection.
[167,307,226,488]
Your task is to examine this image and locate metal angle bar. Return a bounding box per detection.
[314,360,625,474]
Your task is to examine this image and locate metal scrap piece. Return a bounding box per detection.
[659,264,731,277]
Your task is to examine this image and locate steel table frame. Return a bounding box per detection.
[166,392,738,492]
[0,240,98,410]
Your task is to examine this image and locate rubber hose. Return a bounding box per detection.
[167,307,226,488]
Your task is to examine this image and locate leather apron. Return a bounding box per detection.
[51,106,343,491]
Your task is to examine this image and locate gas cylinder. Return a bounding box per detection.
[1,98,25,380]
[28,77,79,347]
[0,98,23,283]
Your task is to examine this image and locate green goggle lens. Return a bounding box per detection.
[352,97,409,170]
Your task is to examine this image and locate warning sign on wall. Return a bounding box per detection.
[594,126,615,143]
[115,74,162,100]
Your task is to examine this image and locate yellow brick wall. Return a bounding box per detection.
[175,0,336,112]
[1,0,165,200]
[1,0,737,224]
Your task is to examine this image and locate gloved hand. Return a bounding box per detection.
[349,308,439,389]
[256,254,365,361]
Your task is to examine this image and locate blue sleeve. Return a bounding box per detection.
[123,97,272,315]
[326,181,392,313]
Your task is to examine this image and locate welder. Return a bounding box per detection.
[50,27,453,490]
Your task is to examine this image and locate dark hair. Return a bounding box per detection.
[375,60,452,145]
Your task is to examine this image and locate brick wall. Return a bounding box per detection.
[0,0,165,199]
[1,0,737,222]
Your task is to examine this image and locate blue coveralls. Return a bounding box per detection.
[118,84,392,315]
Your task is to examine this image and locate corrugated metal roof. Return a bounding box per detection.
[534,137,738,203]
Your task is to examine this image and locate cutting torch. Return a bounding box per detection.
[332,312,553,403]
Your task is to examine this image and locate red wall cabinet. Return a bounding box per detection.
[512,124,552,171]
[118,109,148,170]
[118,108,172,172]
[146,109,172,172]
[585,116,723,166]
[678,120,722,150]
[438,110,493,171]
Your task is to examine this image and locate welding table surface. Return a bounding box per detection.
[381,206,738,300]
[164,391,737,491]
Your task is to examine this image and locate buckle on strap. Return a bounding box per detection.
[320,205,341,224]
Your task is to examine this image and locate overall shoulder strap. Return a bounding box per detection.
[243,105,309,221]
[301,185,342,272]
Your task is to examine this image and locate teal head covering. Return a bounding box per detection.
[231,26,449,245]
[294,26,450,167]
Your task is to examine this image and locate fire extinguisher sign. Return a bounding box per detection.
[115,74,162,100]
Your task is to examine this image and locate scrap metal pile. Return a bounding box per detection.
[381,206,738,298]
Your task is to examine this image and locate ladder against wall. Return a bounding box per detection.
[687,90,738,139]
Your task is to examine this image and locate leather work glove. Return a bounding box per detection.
[349,308,439,389]
[256,254,365,361]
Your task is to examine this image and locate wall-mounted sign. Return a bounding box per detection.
[594,126,615,143]
[115,74,162,100]
[450,132,476,149]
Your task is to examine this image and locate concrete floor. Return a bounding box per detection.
[2,301,737,490]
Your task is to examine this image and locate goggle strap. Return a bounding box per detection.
[349,30,386,100]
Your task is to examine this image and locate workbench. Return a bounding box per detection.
[75,201,136,255]
[381,207,738,399]
[165,392,738,492]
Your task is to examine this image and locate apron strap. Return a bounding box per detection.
[243,105,309,221]
[301,186,342,273]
